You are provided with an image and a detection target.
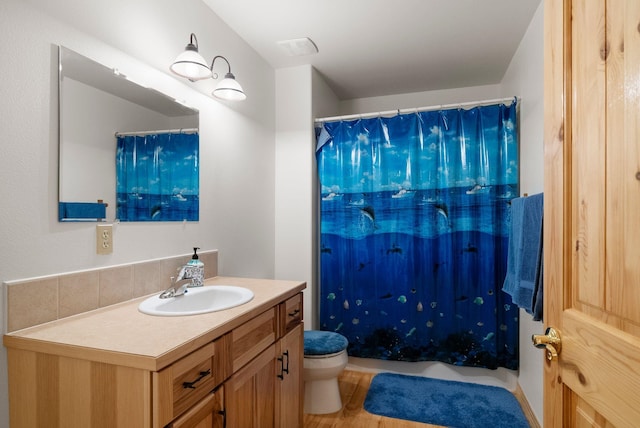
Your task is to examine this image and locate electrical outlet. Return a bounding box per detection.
[96,224,113,255]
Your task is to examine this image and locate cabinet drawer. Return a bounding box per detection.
[154,342,220,427]
[231,307,277,372]
[280,293,303,335]
[168,386,224,428]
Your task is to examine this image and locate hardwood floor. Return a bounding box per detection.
[303,370,441,428]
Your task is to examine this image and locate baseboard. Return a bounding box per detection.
[513,383,541,428]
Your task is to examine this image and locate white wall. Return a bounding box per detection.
[0,0,276,426]
[274,65,315,327]
[339,84,502,115]
[274,65,341,330]
[309,69,341,327]
[312,69,341,121]
[500,1,545,424]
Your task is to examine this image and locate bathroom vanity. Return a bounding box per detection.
[3,276,305,428]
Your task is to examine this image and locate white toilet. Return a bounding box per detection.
[303,330,349,414]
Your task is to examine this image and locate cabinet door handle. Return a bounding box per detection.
[277,355,285,380]
[217,410,226,428]
[182,369,211,389]
[277,350,290,380]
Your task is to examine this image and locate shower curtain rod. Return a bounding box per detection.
[314,96,519,124]
[114,127,198,137]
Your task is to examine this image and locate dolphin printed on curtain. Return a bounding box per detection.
[316,100,519,369]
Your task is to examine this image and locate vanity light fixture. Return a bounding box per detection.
[169,33,211,81]
[209,55,246,101]
[170,33,246,101]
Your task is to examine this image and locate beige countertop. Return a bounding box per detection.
[3,276,306,371]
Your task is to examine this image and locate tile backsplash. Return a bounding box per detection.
[4,250,218,333]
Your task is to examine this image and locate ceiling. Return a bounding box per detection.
[202,0,542,100]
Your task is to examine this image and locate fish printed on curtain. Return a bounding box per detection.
[316,101,519,370]
[116,132,199,221]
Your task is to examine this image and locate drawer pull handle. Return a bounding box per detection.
[288,309,300,317]
[183,369,211,389]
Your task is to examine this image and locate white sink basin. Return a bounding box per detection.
[138,285,254,316]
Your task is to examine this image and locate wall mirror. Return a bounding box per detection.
[58,46,199,222]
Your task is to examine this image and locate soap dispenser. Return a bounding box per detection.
[186,247,204,287]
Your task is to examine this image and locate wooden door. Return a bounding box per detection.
[543,0,640,426]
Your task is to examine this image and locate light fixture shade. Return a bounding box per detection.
[212,73,246,101]
[170,48,212,81]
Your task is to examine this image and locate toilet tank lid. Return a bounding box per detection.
[304,330,348,355]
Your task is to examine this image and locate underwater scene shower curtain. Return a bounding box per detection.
[316,101,519,369]
[116,132,199,221]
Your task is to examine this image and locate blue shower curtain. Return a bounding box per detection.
[316,101,519,370]
[116,132,199,221]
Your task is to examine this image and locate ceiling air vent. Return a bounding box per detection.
[277,37,319,57]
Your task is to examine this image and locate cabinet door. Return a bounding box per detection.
[276,324,303,428]
[225,344,276,428]
[169,387,224,428]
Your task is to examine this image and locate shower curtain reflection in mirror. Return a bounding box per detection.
[316,101,519,369]
[116,131,199,222]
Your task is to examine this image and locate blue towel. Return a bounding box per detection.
[502,193,544,319]
[502,198,525,303]
[532,250,543,321]
[59,202,107,221]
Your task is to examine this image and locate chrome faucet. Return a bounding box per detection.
[159,265,193,299]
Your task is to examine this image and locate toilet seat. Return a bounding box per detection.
[303,330,349,356]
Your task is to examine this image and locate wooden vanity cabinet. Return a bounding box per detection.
[5,290,304,428]
[4,292,305,428]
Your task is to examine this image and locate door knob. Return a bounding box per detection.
[532,327,562,361]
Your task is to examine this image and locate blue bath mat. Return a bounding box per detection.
[364,372,529,428]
